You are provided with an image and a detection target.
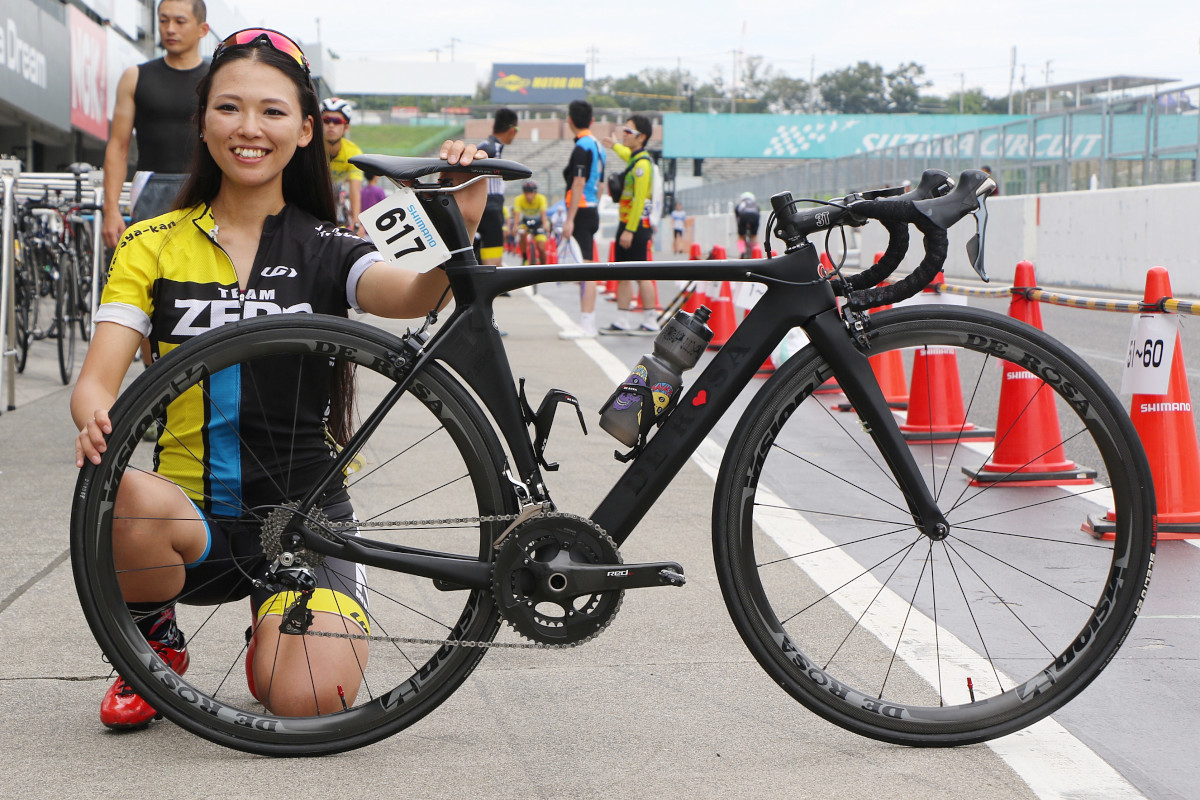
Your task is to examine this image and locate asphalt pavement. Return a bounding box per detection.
[1,277,1196,800]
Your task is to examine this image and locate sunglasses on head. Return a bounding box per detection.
[213,28,310,76]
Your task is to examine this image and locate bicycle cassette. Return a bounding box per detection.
[492,513,624,647]
[260,502,338,568]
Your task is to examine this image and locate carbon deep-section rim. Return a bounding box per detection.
[713,305,1155,746]
[71,314,514,755]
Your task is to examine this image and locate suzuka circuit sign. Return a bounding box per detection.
[491,63,586,104]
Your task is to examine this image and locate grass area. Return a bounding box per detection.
[348,125,465,156]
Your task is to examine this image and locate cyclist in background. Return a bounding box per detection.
[558,99,605,339]
[734,191,760,256]
[475,108,519,268]
[512,179,549,265]
[72,28,488,733]
[321,97,364,233]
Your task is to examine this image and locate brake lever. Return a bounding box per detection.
[966,192,990,281]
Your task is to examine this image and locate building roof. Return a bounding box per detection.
[1041,75,1180,97]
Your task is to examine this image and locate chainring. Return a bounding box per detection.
[259,502,338,568]
[492,512,624,646]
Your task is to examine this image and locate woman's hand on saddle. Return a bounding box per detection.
[438,139,487,238]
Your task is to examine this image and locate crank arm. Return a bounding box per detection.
[538,560,687,596]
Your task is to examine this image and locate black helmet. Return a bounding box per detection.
[522,180,538,193]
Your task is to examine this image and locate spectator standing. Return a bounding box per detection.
[671,202,687,254]
[474,108,519,267]
[734,191,761,256]
[558,100,606,339]
[602,115,657,334]
[102,0,210,250]
[361,175,386,210]
[320,97,364,232]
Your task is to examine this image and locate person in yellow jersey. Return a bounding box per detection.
[320,97,364,234]
[601,114,658,334]
[512,179,550,265]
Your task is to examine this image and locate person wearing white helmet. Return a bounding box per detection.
[734,190,761,257]
[321,97,365,233]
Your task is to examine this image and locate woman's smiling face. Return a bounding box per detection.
[201,58,313,191]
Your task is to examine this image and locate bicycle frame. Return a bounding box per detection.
[294,242,948,589]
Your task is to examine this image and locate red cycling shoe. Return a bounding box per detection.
[100,640,189,730]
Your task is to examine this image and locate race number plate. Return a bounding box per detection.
[1120,314,1179,395]
[360,185,448,273]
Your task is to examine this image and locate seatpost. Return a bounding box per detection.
[418,190,479,269]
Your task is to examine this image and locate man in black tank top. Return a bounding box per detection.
[102,0,210,250]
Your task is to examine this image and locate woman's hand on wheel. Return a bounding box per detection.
[76,409,112,467]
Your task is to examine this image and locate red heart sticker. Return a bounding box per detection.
[692,390,708,407]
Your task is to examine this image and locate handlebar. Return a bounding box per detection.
[770,168,995,310]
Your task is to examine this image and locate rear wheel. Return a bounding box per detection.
[713,305,1155,745]
[72,314,515,755]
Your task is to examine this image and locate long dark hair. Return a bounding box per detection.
[175,43,336,223]
[175,41,356,444]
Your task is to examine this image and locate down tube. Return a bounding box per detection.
[591,282,833,545]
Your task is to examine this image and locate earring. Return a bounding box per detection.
[199,131,205,141]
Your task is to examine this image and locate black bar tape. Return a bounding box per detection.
[837,198,949,310]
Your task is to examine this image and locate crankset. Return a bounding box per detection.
[492,512,685,646]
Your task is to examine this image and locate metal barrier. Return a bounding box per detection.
[1,158,19,411]
[677,83,1200,213]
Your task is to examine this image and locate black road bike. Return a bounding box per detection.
[71,159,1156,756]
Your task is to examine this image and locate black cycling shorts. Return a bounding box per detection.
[737,211,761,237]
[179,498,369,624]
[477,195,506,255]
[614,225,653,262]
[572,206,600,261]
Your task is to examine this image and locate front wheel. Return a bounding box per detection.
[713,305,1155,746]
[72,314,515,755]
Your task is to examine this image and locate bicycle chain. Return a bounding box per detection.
[293,509,575,649]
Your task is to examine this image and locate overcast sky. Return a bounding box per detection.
[237,0,1199,100]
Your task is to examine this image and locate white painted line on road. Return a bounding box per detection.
[530,288,1146,800]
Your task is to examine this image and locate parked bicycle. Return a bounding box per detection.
[12,165,100,383]
[71,159,1155,756]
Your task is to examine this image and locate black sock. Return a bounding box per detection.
[127,602,184,648]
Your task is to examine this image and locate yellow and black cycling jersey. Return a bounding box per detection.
[613,143,653,233]
[513,192,548,219]
[96,204,383,516]
[328,137,364,186]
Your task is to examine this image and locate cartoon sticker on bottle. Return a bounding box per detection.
[611,365,674,419]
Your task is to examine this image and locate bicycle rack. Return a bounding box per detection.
[1,158,21,413]
[0,165,132,411]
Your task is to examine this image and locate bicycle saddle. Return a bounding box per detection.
[67,162,93,175]
[350,155,533,183]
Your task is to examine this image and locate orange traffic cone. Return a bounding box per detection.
[710,244,727,260]
[689,242,702,260]
[707,282,738,350]
[750,243,764,259]
[546,236,558,264]
[964,262,1096,486]
[835,274,907,411]
[900,276,993,441]
[1086,267,1200,539]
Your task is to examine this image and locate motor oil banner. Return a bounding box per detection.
[491,64,585,104]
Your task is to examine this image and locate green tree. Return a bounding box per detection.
[886,62,929,112]
[818,62,887,113]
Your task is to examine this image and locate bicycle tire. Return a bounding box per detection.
[74,226,94,342]
[712,304,1155,746]
[55,250,77,384]
[72,314,515,755]
[14,239,34,373]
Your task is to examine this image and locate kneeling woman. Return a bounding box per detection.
[72,29,487,729]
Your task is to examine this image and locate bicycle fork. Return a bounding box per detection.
[802,308,950,541]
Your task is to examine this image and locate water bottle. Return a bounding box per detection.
[599,306,714,447]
